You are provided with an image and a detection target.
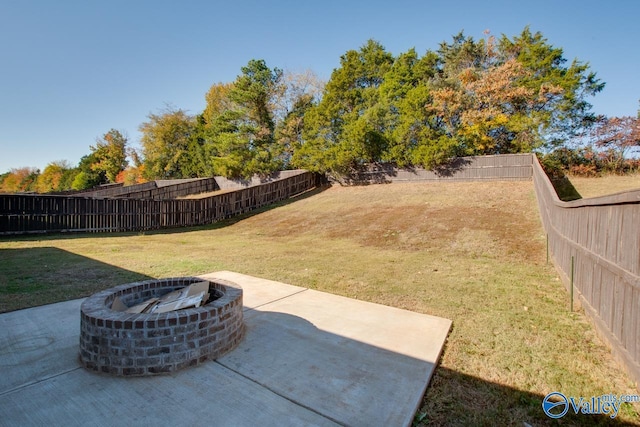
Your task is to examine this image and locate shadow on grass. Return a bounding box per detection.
[418,366,638,426]
[0,247,153,313]
[0,186,331,242]
[550,176,583,202]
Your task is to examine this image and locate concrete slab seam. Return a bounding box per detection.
[213,358,347,427]
[241,288,309,312]
[0,366,82,398]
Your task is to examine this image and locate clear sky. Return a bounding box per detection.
[1,0,638,173]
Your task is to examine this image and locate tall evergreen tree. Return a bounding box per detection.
[204,60,284,179]
[293,39,394,174]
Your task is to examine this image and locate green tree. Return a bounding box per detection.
[35,160,72,193]
[202,82,235,129]
[273,70,324,167]
[73,153,106,189]
[205,60,284,178]
[59,167,79,191]
[140,107,200,179]
[423,28,603,163]
[90,129,129,183]
[276,93,316,167]
[71,171,93,191]
[498,27,604,148]
[378,48,441,167]
[293,40,394,174]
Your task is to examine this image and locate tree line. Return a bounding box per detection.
[2,27,638,193]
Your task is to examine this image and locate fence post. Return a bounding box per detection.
[546,233,549,265]
[570,255,574,312]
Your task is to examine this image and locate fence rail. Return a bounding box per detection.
[532,155,640,386]
[0,171,318,234]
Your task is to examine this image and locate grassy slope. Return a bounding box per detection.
[568,174,640,199]
[1,181,638,425]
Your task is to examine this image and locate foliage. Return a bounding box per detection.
[34,161,74,193]
[273,69,324,166]
[2,27,613,181]
[294,29,604,176]
[202,60,297,179]
[589,115,640,171]
[90,129,129,183]
[0,167,39,193]
[139,107,200,179]
[430,57,537,155]
[293,40,394,174]
[73,152,106,190]
[202,82,235,127]
[498,27,605,148]
[70,171,94,191]
[378,49,440,167]
[116,166,147,185]
[539,144,640,178]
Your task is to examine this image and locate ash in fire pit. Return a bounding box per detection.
[79,277,244,376]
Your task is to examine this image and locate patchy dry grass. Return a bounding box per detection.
[1,181,638,425]
[568,174,640,199]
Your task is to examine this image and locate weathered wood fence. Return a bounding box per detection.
[79,170,310,200]
[80,177,220,200]
[338,153,533,184]
[532,155,640,386]
[0,171,319,234]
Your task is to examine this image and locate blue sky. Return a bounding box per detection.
[1,0,638,173]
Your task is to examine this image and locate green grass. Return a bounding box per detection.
[1,181,638,425]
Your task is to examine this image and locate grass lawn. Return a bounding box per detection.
[1,181,638,424]
[568,174,640,199]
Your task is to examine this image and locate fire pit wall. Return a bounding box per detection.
[79,277,244,376]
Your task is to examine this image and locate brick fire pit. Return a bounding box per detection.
[79,277,244,376]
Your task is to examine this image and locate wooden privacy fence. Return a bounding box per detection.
[0,171,318,234]
[532,155,640,386]
[80,177,220,200]
[77,170,312,200]
[339,153,533,184]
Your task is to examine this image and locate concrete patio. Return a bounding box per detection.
[0,271,451,426]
